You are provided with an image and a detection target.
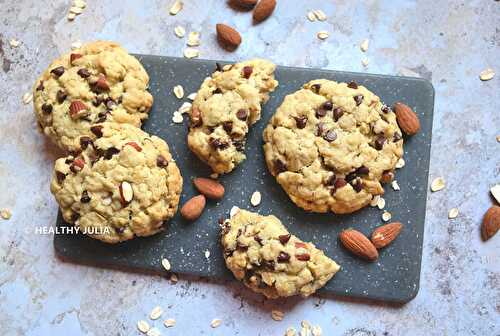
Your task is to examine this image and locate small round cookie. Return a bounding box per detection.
[188,59,278,174]
[263,79,404,214]
[221,209,340,299]
[34,41,153,153]
[50,122,182,243]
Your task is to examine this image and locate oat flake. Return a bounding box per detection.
[250,191,261,206]
[69,6,84,14]
[448,208,459,219]
[178,102,192,114]
[312,325,322,336]
[430,177,446,192]
[391,180,400,191]
[173,85,184,99]
[204,250,210,259]
[360,39,369,52]
[164,318,176,327]
[395,158,405,169]
[22,92,33,104]
[73,0,86,8]
[1,209,12,220]
[313,9,327,21]
[377,197,386,210]
[137,320,150,333]
[230,206,240,217]
[382,211,392,222]
[149,306,163,320]
[370,195,380,207]
[187,31,200,47]
[286,327,297,336]
[271,309,284,321]
[210,318,222,328]
[9,39,20,48]
[183,47,199,59]
[307,11,316,22]
[161,258,171,271]
[169,0,183,15]
[317,31,329,40]
[187,92,197,100]
[147,327,161,336]
[479,68,495,81]
[490,184,500,204]
[172,111,183,124]
[174,26,186,38]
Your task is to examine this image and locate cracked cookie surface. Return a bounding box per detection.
[263,79,404,214]
[221,209,340,298]
[188,59,278,174]
[34,41,153,152]
[50,122,182,243]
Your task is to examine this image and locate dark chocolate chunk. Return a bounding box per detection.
[56,171,66,184]
[56,90,67,103]
[347,81,358,89]
[209,138,229,150]
[374,135,386,150]
[79,136,93,150]
[80,190,91,203]
[277,251,291,263]
[104,147,120,160]
[242,66,253,79]
[321,101,333,110]
[236,109,248,121]
[315,107,327,118]
[222,121,233,132]
[333,107,344,121]
[294,116,307,129]
[310,83,321,93]
[334,178,347,189]
[274,159,287,174]
[356,166,369,175]
[156,155,168,168]
[77,68,91,78]
[354,94,364,106]
[278,234,291,245]
[90,125,103,137]
[50,66,65,78]
[41,103,53,114]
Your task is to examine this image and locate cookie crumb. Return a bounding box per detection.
[479,68,495,81]
[161,258,171,271]
[0,209,12,220]
[391,180,400,191]
[210,318,222,328]
[382,211,392,222]
[271,309,284,321]
[430,177,446,192]
[22,92,33,104]
[173,85,184,99]
[250,191,262,206]
[187,32,200,47]
[174,26,186,38]
[137,320,150,333]
[172,111,183,123]
[490,184,500,204]
[360,39,369,52]
[317,31,329,40]
[9,38,20,48]
[169,0,183,15]
[149,306,163,320]
[183,47,199,59]
[448,208,459,219]
[164,318,176,328]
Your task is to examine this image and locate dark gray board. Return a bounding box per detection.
[54,55,434,303]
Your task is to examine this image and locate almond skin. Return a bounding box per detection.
[481,206,500,241]
[180,195,206,221]
[394,102,420,135]
[339,229,378,261]
[371,222,403,249]
[193,178,225,200]
[216,23,242,51]
[253,0,276,23]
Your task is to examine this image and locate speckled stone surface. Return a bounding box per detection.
[0,1,499,335]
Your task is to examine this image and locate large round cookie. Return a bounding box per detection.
[263,79,404,214]
[50,123,182,243]
[34,41,153,153]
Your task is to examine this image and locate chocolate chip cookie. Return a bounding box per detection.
[50,122,182,243]
[221,209,340,298]
[263,80,404,214]
[34,41,153,153]
[188,59,278,174]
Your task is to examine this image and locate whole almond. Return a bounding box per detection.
[339,229,378,261]
[394,102,420,135]
[253,0,276,23]
[193,178,225,200]
[233,0,258,7]
[481,206,500,241]
[216,24,242,51]
[371,222,403,249]
[180,195,206,221]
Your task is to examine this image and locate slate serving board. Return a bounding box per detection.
[54,55,434,303]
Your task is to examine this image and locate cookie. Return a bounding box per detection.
[50,122,182,243]
[33,41,153,153]
[221,209,340,299]
[263,79,404,214]
[188,59,278,174]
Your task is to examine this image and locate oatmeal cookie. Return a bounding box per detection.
[263,79,404,214]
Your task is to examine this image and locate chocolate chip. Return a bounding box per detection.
[77,68,91,78]
[50,66,65,78]
[232,139,244,152]
[295,253,311,261]
[381,105,390,113]
[242,66,253,79]
[345,172,357,182]
[354,95,364,106]
[56,90,67,103]
[279,234,291,245]
[115,226,125,234]
[223,121,233,132]
[90,125,103,137]
[237,242,249,251]
[261,260,275,270]
[254,236,263,245]
[209,138,229,150]
[352,179,363,192]
[79,136,93,150]
[393,132,402,142]
[356,166,369,175]
[41,103,53,114]
[374,135,386,150]
[326,174,336,186]
[213,88,222,94]
[104,147,120,160]
[277,251,290,263]
[294,116,307,129]
[64,158,73,164]
[333,107,344,121]
[315,107,327,118]
[274,159,287,174]
[56,171,66,184]
[96,112,108,123]
[310,83,321,93]
[236,109,248,121]
[316,122,325,136]
[70,212,80,222]
[80,190,91,203]
[347,81,358,89]
[36,81,44,91]
[92,97,103,107]
[323,130,337,142]
[321,101,333,110]
[335,178,347,189]
[156,155,168,167]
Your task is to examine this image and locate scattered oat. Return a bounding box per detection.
[0,209,12,220]
[250,191,262,206]
[147,327,161,336]
[300,320,312,336]
[479,68,495,81]
[150,306,163,320]
[311,325,322,336]
[286,327,297,336]
[137,320,150,333]
[173,85,184,99]
[164,318,176,328]
[22,92,33,104]
[170,273,178,283]
[307,11,316,22]
[209,172,218,179]
[9,39,20,48]
[169,0,183,15]
[360,39,369,52]
[69,6,84,14]
[317,31,329,40]
[67,12,76,21]
[490,184,500,204]
[377,197,386,210]
[178,102,192,114]
[161,258,171,271]
[183,47,199,59]
[370,195,380,207]
[101,196,112,206]
[210,319,222,328]
[71,41,82,50]
[362,58,369,67]
[172,111,183,124]
[174,26,186,38]
[448,208,459,219]
[73,0,86,8]
[313,9,327,21]
[430,177,446,192]
[187,92,197,100]
[395,158,405,169]
[230,206,240,217]
[496,135,500,143]
[187,31,200,47]
[204,250,210,259]
[382,211,392,222]
[391,180,400,191]
[271,309,284,321]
